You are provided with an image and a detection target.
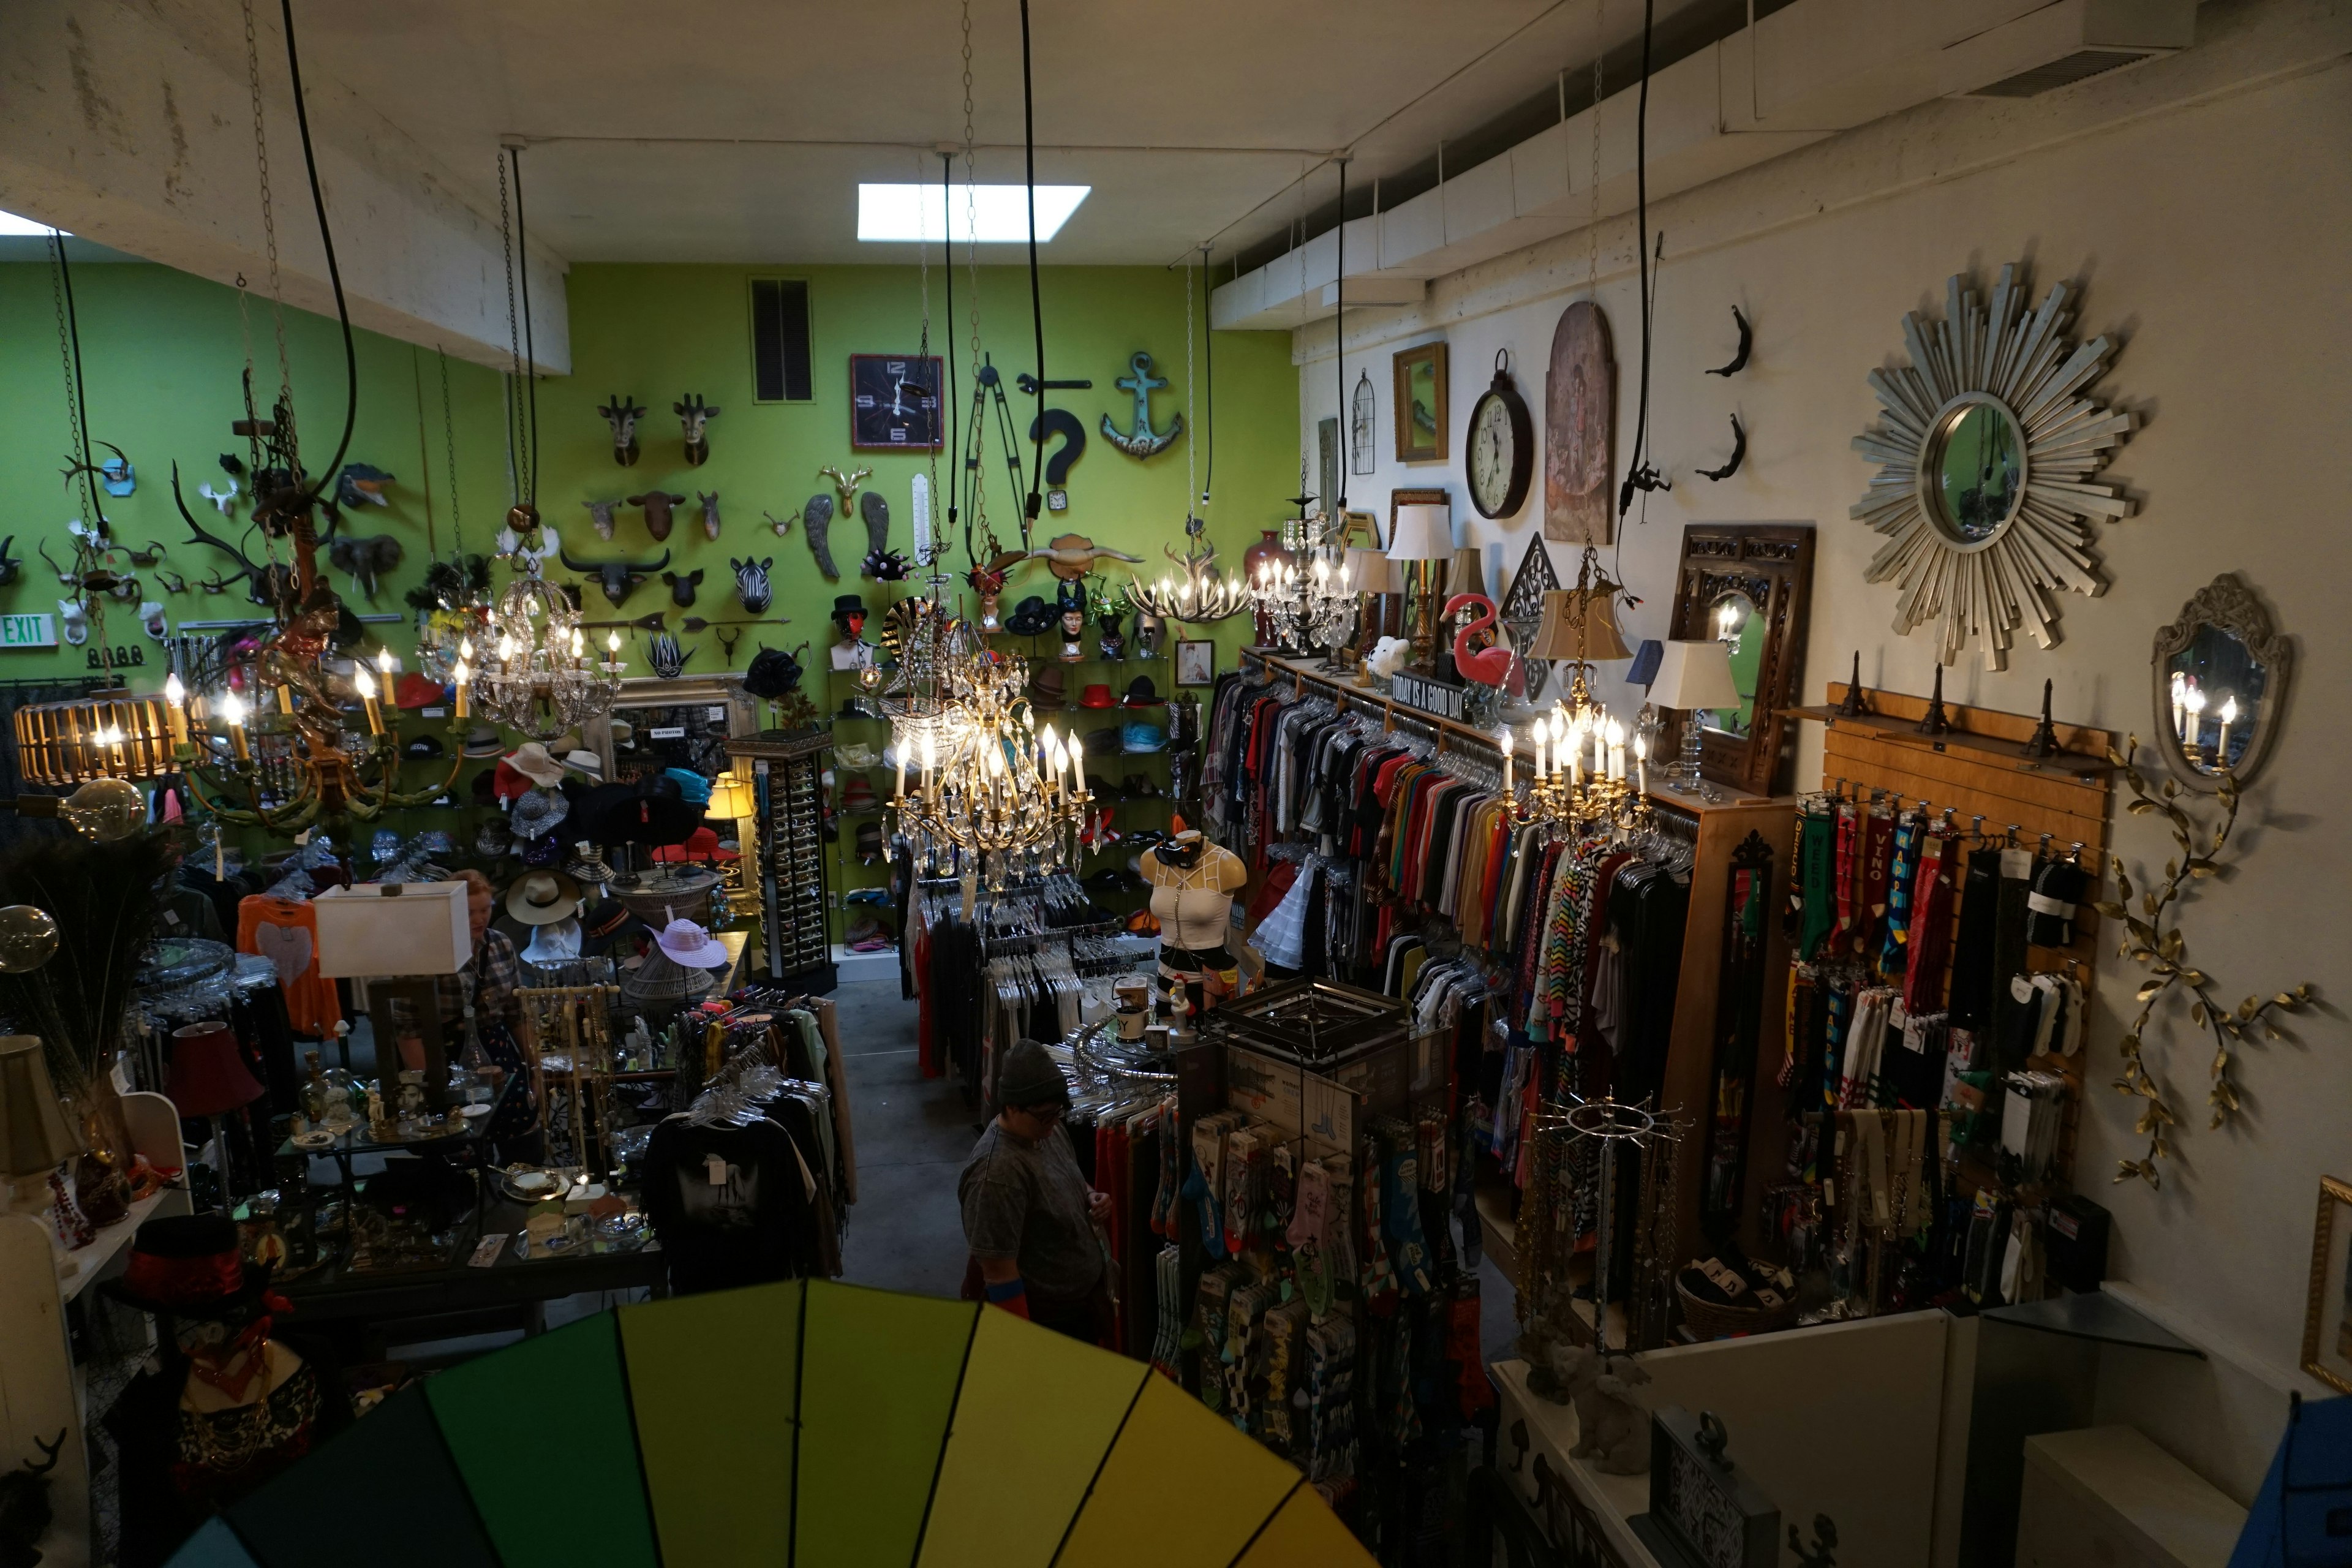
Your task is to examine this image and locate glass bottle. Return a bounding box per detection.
[301,1050,331,1125]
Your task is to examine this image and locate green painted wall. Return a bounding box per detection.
[0,260,1295,687]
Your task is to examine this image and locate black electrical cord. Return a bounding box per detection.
[1618,0,1663,520]
[510,145,540,507]
[277,0,358,513]
[1019,0,1046,524]
[1199,245,1214,511]
[942,156,960,549]
[1333,157,1346,513]
[48,234,104,533]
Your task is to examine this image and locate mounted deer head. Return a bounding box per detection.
[57,599,87,646]
[559,545,671,606]
[598,395,648,466]
[0,537,20,588]
[628,490,686,543]
[662,568,704,607]
[584,498,620,540]
[676,395,719,466]
[696,491,722,540]
[732,557,774,614]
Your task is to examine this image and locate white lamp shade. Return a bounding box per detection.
[1343,547,1401,595]
[1648,639,1742,711]
[1384,504,1453,561]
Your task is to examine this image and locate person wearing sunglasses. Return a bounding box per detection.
[959,1038,1114,1343]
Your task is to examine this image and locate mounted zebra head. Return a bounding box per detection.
[597,395,647,466]
[675,394,720,466]
[731,557,774,614]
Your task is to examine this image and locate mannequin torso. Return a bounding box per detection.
[1140,833,1246,953]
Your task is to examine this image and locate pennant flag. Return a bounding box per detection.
[189,1279,1368,1568]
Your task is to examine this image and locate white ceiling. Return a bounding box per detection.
[145,0,1719,267]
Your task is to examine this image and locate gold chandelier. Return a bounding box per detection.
[891,647,1092,871]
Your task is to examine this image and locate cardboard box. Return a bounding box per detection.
[314,881,473,977]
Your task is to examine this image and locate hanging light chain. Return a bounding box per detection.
[239,0,295,441]
[1589,0,1605,295]
[437,347,464,556]
[46,235,96,529]
[960,0,989,548]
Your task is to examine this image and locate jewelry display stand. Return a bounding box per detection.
[726,730,839,994]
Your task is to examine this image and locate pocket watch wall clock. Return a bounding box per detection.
[1466,349,1534,520]
[850,355,944,450]
[1851,262,2132,669]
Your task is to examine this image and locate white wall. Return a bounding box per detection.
[1295,0,2351,1500]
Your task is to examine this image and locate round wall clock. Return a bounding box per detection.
[1467,349,1534,519]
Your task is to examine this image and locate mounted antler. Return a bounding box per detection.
[171,460,266,603]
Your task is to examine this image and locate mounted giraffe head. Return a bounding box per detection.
[675,394,720,467]
[597,395,647,467]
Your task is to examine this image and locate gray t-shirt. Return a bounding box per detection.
[957,1120,1103,1300]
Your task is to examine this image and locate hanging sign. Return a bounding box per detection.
[1,614,58,648]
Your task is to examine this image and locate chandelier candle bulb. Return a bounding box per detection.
[353,666,384,736]
[219,691,251,761]
[452,660,470,720]
[276,685,294,716]
[921,734,936,802]
[1499,727,1514,796]
[2182,687,2206,755]
[162,673,190,747]
[1529,725,1543,786]
[1635,733,1648,796]
[2217,695,2236,764]
[1606,719,1626,782]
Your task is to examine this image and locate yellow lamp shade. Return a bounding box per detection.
[706,775,756,820]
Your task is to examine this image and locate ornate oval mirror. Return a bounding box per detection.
[1922,394,2025,546]
[2152,573,2291,790]
[1707,589,1764,737]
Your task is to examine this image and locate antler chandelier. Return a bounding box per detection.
[891,648,1092,873]
[1125,518,1251,625]
[469,575,626,741]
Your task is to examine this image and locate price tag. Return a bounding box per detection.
[421,706,447,718]
[650,726,687,740]
[467,1234,508,1268]
[707,706,726,720]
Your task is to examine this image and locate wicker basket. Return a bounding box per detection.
[1675,1274,1800,1338]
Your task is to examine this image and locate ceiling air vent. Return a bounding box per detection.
[1964,47,2155,97]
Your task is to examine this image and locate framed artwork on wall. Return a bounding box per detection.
[1544,300,1615,545]
[1392,342,1449,464]
[1174,639,1215,688]
[849,353,944,450]
[2303,1175,2352,1396]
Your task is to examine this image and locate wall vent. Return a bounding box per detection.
[750,278,813,403]
[1963,46,2158,97]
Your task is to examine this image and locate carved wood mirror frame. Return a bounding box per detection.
[1664,523,1815,796]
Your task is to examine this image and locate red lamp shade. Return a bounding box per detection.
[168,1023,264,1118]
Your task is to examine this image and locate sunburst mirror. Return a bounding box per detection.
[1850,263,2135,669]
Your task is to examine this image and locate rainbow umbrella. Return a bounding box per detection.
[165,1278,1370,1568]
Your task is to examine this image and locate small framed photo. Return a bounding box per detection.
[1392,341,1449,464]
[2304,1176,2352,1395]
[1174,639,1215,688]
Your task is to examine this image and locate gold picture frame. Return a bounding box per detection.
[1338,510,1379,549]
[2304,1175,2352,1395]
[1392,342,1449,464]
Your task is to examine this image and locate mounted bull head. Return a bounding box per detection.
[662,568,704,608]
[584,498,620,540]
[629,490,685,543]
[696,491,722,540]
[560,545,670,606]
[646,630,696,679]
[731,557,774,614]
[675,394,719,466]
[598,395,647,466]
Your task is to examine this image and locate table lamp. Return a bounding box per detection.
[1648,639,1742,801]
[1384,504,1453,672]
[0,1036,83,1216]
[169,1022,264,1212]
[1343,547,1402,676]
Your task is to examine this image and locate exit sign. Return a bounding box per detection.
[0,614,56,648]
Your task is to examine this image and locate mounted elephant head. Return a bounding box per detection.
[328,532,404,600]
[675,395,719,466]
[731,556,774,614]
[628,490,687,543]
[662,568,704,608]
[584,498,620,540]
[559,545,671,606]
[696,491,722,540]
[598,395,647,466]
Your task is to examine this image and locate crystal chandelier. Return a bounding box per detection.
[470,575,626,741]
[891,647,1093,878]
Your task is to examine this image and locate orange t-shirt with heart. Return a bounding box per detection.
[236,895,342,1039]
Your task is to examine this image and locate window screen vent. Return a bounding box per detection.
[750,279,812,402]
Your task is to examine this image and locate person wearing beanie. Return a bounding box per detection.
[956,1038,1111,1343]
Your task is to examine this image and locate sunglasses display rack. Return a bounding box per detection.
[726,729,839,994]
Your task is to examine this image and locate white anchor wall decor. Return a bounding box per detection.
[1100,352,1183,459]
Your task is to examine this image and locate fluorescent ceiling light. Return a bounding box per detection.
[0,209,66,237]
[858,183,1088,244]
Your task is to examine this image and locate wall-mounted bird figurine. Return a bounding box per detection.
[696,491,722,541]
[598,395,647,466]
[1697,413,1746,481]
[584,498,620,540]
[1707,306,1752,377]
[630,490,686,543]
[336,463,394,508]
[1101,352,1183,458]
[676,395,720,466]
[1028,532,1144,581]
[662,568,704,608]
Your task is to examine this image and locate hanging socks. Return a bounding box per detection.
[1291,1159,1335,1317]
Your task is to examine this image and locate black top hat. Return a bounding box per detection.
[1121,676,1163,706]
[1003,595,1054,636]
[104,1213,277,1320]
[832,595,866,619]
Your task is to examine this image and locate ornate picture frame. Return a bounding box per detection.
[2304,1176,2352,1397]
[1663,523,1814,797]
[1850,263,2133,669]
[1392,342,1449,464]
[1544,300,1615,546]
[2151,572,2292,793]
